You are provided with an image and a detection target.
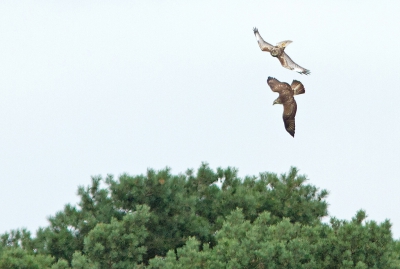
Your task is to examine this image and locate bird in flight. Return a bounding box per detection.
[253,27,310,75]
[267,77,305,137]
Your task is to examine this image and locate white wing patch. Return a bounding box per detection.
[281,52,311,75]
[276,40,292,48]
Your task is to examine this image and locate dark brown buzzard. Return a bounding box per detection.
[254,27,310,75]
[267,77,305,137]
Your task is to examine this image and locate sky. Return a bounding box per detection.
[1,1,400,238]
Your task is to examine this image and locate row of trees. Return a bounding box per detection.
[1,164,399,268]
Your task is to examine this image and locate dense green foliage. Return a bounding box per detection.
[149,209,399,268]
[1,164,399,268]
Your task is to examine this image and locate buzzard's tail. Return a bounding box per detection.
[291,80,305,95]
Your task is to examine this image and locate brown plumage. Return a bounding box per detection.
[267,77,305,137]
[253,27,310,75]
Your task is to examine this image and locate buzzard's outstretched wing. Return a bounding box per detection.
[283,118,296,137]
[276,40,292,48]
[267,77,291,93]
[283,101,297,137]
[278,52,311,75]
[253,27,274,52]
[291,80,305,95]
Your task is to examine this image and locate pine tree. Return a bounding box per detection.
[1,165,399,268]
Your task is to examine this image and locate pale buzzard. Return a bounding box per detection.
[254,28,310,75]
[267,77,305,137]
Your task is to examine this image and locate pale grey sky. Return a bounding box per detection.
[1,1,400,238]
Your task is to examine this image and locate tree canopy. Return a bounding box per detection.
[1,164,399,268]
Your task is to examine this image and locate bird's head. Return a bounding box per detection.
[273,98,282,105]
[270,48,280,57]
